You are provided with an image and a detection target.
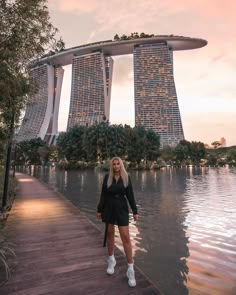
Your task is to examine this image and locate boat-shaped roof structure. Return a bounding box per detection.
[33,35,207,67]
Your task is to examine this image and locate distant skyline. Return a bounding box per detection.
[48,0,236,146]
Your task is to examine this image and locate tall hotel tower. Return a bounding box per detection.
[67,52,113,129]
[18,36,206,145]
[134,43,184,146]
[16,64,64,144]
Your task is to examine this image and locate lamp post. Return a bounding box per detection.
[2,143,12,209]
[1,110,15,211]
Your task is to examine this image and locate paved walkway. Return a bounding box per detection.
[0,173,161,295]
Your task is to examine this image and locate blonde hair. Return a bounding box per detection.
[107,157,128,188]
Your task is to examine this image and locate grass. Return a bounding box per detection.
[0,239,16,285]
[0,167,17,285]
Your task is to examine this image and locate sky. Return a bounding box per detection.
[48,0,236,147]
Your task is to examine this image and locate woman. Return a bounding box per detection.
[97,157,138,288]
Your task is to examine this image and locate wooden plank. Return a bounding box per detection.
[0,173,162,295]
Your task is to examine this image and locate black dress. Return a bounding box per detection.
[97,174,138,226]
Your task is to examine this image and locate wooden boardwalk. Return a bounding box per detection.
[0,173,161,295]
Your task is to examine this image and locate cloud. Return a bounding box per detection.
[51,0,236,146]
[53,0,236,32]
[54,0,235,17]
[50,0,236,58]
[54,0,98,13]
[182,112,236,146]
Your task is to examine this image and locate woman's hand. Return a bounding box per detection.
[133,214,139,221]
[97,212,102,220]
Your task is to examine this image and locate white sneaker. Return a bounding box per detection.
[106,258,116,274]
[127,268,136,287]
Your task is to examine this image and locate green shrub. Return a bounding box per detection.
[0,228,15,285]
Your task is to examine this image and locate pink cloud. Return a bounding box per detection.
[54,0,98,13]
[187,0,236,19]
[50,0,236,146]
[54,0,236,19]
[52,0,236,50]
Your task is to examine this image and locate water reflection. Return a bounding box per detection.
[133,169,190,295]
[17,166,236,295]
[184,167,236,295]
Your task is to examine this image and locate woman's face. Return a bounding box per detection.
[113,159,121,173]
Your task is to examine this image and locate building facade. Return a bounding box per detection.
[67,51,113,129]
[16,64,64,144]
[133,43,184,146]
[17,36,207,145]
[220,137,226,147]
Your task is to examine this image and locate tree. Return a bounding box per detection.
[174,140,191,163]
[105,124,126,158]
[174,140,206,165]
[160,145,174,164]
[126,126,146,164]
[38,146,50,163]
[114,34,120,41]
[120,34,128,40]
[96,121,110,160]
[227,149,236,166]
[211,141,221,149]
[206,153,218,166]
[140,32,146,38]
[0,119,7,164]
[16,138,46,165]
[56,126,86,161]
[190,141,206,164]
[145,129,160,161]
[0,0,64,209]
[55,124,161,165]
[83,125,98,161]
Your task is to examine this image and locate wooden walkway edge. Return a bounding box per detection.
[0,172,162,295]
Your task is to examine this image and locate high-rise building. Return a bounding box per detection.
[67,52,113,129]
[18,36,207,145]
[133,43,184,146]
[16,64,64,144]
[220,137,226,147]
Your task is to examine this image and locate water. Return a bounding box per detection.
[18,166,236,295]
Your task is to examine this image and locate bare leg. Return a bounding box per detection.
[107,224,115,256]
[118,226,133,263]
